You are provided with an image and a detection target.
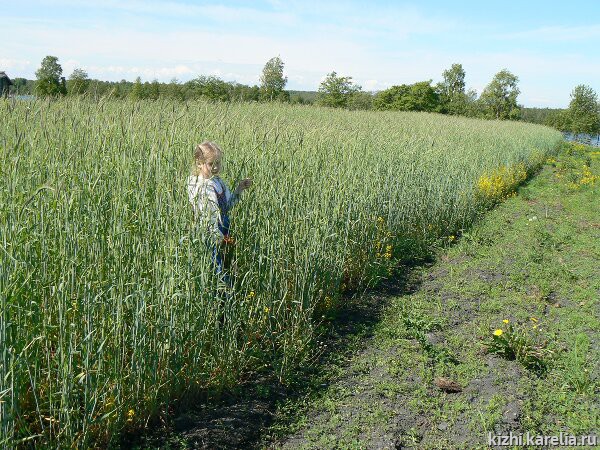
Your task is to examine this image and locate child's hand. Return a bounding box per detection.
[235,178,253,194]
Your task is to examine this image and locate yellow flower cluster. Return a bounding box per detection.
[374,216,393,260]
[566,163,599,190]
[376,245,392,258]
[314,292,337,318]
[579,165,599,186]
[476,163,528,204]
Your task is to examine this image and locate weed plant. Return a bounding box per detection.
[488,320,553,375]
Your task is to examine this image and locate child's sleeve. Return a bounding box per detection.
[195,183,224,245]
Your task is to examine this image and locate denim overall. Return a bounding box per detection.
[211,178,231,281]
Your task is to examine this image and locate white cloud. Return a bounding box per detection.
[85,64,194,80]
[363,79,383,91]
[0,58,32,71]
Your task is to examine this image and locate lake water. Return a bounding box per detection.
[563,132,600,148]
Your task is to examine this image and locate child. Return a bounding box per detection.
[187,141,252,283]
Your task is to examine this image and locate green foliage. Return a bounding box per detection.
[347,91,373,110]
[566,84,600,135]
[289,91,317,105]
[437,63,469,115]
[373,81,440,112]
[440,63,466,98]
[11,77,33,94]
[543,109,571,131]
[521,107,565,126]
[68,68,90,95]
[191,75,230,101]
[233,83,261,102]
[35,55,66,96]
[260,56,288,101]
[479,69,521,120]
[317,71,361,108]
[163,78,185,101]
[488,321,552,375]
[129,76,145,100]
[0,73,12,97]
[148,79,161,100]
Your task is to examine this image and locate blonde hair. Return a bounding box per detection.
[192,141,223,176]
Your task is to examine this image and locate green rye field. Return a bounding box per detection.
[0,98,562,447]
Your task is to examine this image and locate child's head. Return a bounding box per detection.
[193,141,223,178]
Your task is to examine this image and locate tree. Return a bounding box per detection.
[1,73,13,98]
[260,56,288,101]
[165,78,184,101]
[68,68,90,95]
[12,77,32,94]
[148,79,161,100]
[373,81,440,112]
[544,109,571,131]
[129,76,145,100]
[189,75,232,101]
[439,64,465,98]
[437,63,467,115]
[35,55,65,96]
[317,71,361,108]
[479,69,521,120]
[231,83,261,102]
[347,91,373,110]
[567,84,600,135]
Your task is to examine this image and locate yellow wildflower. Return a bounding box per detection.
[127,409,135,422]
[264,306,270,314]
[493,329,503,336]
[503,319,509,324]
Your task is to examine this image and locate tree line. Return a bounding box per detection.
[7,55,600,136]
[11,56,293,103]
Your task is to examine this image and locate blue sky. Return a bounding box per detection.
[2,0,599,107]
